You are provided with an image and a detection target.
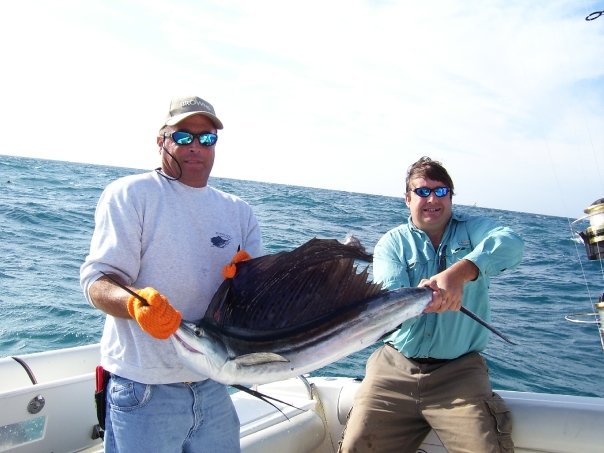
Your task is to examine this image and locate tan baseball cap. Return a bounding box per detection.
[164,96,223,129]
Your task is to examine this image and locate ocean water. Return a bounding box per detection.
[1,155,603,398]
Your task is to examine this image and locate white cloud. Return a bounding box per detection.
[1,0,603,217]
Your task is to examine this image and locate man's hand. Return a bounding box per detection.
[420,259,478,313]
[420,274,463,313]
[223,249,252,279]
[127,287,181,339]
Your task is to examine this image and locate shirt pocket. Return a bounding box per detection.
[450,244,471,263]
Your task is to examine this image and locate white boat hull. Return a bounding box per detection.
[1,344,603,453]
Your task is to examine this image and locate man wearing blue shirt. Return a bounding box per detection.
[339,156,523,453]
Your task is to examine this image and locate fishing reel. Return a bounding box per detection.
[566,198,604,352]
[572,198,604,260]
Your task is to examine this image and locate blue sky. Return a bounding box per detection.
[2,0,603,218]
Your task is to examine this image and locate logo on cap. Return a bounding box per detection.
[181,98,212,113]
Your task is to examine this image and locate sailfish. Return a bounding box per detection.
[170,236,432,385]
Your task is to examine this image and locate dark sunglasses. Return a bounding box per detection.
[166,131,218,146]
[411,187,450,198]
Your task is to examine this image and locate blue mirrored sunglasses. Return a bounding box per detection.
[411,187,450,198]
[166,131,218,146]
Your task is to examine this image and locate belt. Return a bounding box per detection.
[409,357,451,365]
[384,343,452,365]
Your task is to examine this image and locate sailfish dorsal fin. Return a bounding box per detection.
[203,238,385,332]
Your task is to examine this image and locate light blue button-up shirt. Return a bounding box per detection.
[373,212,524,359]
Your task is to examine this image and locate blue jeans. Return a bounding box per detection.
[104,375,240,453]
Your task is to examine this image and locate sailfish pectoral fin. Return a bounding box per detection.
[233,352,290,367]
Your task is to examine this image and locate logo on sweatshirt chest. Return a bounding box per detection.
[211,233,232,248]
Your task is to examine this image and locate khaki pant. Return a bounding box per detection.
[338,345,514,453]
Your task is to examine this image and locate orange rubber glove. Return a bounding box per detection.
[222,250,252,279]
[127,287,181,339]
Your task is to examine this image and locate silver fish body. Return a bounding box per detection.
[171,287,431,385]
